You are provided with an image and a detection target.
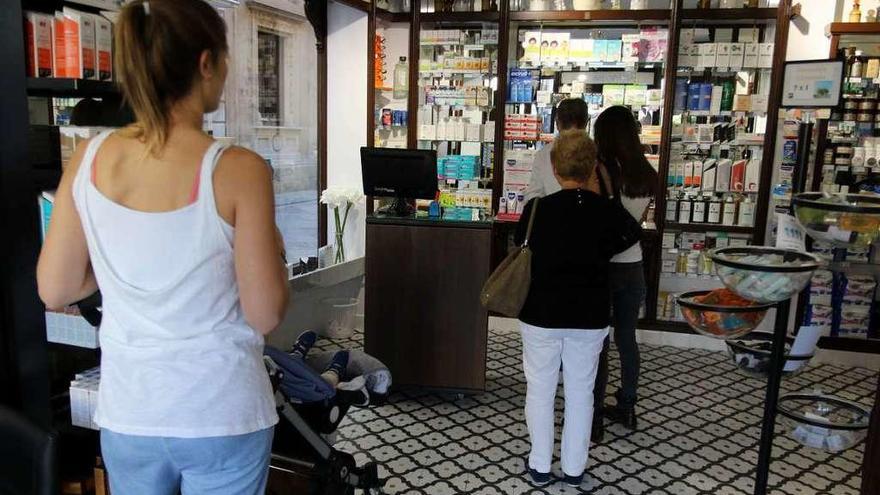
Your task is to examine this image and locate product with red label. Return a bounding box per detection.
[24,12,54,78]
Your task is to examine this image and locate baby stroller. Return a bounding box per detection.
[264,341,391,495]
[73,293,389,494]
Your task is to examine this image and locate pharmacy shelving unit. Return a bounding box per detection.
[498,2,677,316]
[363,0,796,332]
[0,0,128,486]
[648,2,792,332]
[793,22,880,355]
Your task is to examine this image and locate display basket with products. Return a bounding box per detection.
[792,192,880,248]
[777,393,871,453]
[725,332,813,379]
[710,247,823,303]
[676,289,773,340]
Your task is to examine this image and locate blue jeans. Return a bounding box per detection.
[100,427,274,495]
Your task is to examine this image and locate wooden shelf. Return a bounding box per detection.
[376,7,410,23]
[830,22,880,35]
[330,0,370,13]
[420,11,501,23]
[680,7,778,21]
[818,336,880,354]
[663,222,755,234]
[509,9,671,23]
[26,78,118,98]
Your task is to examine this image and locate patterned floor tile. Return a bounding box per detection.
[309,326,875,494]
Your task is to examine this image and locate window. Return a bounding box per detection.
[218,7,319,263]
[257,31,282,127]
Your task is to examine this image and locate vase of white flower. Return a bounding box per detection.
[320,187,365,266]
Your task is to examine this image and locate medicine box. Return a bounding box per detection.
[699,43,717,69]
[24,12,54,78]
[743,43,759,68]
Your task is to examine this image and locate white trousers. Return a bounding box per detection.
[520,322,608,477]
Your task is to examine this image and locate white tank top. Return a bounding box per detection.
[73,131,278,438]
[610,195,651,264]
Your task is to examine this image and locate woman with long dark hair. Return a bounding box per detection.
[592,106,659,433]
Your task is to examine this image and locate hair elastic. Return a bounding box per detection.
[143,1,150,15]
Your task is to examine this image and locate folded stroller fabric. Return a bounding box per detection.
[307,350,392,395]
[264,346,336,404]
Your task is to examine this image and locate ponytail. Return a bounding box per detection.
[114,0,227,157]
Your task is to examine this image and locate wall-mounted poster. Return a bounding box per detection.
[781,60,844,108]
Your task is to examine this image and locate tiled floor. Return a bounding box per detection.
[313,326,876,494]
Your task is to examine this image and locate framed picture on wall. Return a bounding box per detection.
[781,59,845,108]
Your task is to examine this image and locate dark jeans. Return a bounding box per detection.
[594,261,646,414]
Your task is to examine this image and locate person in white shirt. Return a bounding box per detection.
[591,106,659,437]
[37,2,288,493]
[524,99,593,203]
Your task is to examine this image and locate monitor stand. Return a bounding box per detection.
[376,196,415,217]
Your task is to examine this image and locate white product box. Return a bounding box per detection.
[45,310,99,348]
[483,121,495,142]
[466,123,482,142]
[715,43,731,69]
[729,43,745,70]
[679,43,693,67]
[745,158,761,192]
[759,43,774,68]
[689,44,701,68]
[743,43,759,69]
[419,124,436,141]
[699,43,717,69]
[738,27,760,43]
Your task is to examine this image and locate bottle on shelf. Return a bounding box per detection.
[666,191,679,222]
[676,250,688,274]
[686,246,701,276]
[850,0,862,23]
[678,194,693,224]
[738,195,754,227]
[722,194,736,226]
[707,196,722,224]
[394,56,409,100]
[851,51,864,79]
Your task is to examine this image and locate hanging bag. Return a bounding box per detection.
[479,199,539,317]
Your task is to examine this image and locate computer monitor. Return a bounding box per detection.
[361,147,438,216]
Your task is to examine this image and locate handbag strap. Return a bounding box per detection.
[523,198,539,247]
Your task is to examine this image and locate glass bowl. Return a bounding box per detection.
[792,192,880,248]
[677,290,773,340]
[710,247,823,303]
[778,393,871,453]
[725,332,813,379]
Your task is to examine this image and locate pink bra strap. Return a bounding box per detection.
[91,156,203,205]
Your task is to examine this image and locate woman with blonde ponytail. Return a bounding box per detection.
[37,1,288,493]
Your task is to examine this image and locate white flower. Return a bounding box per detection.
[321,187,364,209]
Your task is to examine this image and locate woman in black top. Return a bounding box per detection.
[514,130,640,488]
[592,106,660,434]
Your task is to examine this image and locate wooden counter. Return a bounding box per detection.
[364,216,492,392]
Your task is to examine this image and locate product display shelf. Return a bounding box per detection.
[680,7,778,21]
[26,77,119,98]
[664,222,754,233]
[793,27,880,349]
[331,0,371,13]
[655,3,790,325]
[415,18,501,221]
[376,6,412,22]
[420,11,501,22]
[508,9,671,22]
